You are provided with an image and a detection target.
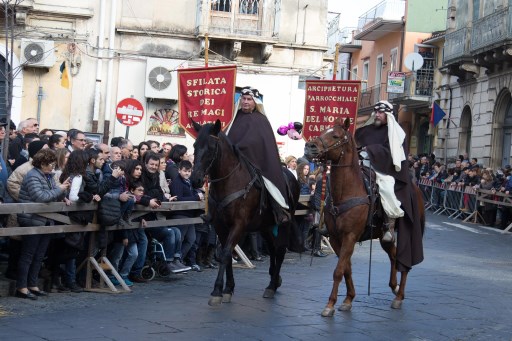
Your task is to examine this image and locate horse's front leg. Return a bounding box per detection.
[209,245,231,306]
[222,254,235,303]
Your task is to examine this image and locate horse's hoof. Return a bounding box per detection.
[208,296,223,306]
[392,285,400,295]
[391,299,403,309]
[321,307,335,317]
[338,303,352,311]
[222,293,232,303]
[263,288,275,298]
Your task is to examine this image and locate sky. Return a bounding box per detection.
[328,0,383,28]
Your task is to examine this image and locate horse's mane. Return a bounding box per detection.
[196,123,240,159]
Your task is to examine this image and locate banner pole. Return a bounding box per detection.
[332,44,339,80]
[205,34,209,67]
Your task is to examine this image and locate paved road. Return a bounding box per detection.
[0,212,511,341]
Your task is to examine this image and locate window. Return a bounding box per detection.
[362,61,369,91]
[376,54,383,86]
[390,48,398,71]
[212,0,232,12]
[239,0,259,15]
[351,66,358,81]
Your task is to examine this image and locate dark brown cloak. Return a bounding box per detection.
[227,109,288,203]
[355,123,424,271]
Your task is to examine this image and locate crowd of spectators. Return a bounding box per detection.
[408,152,512,229]
[0,118,230,299]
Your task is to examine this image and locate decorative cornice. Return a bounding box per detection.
[19,3,93,20]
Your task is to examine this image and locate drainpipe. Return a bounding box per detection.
[302,4,308,44]
[36,86,43,123]
[399,16,405,71]
[102,0,117,141]
[93,0,106,132]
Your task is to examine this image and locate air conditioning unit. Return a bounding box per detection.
[20,39,56,68]
[145,58,187,100]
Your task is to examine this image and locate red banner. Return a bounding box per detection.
[303,80,361,141]
[178,65,237,138]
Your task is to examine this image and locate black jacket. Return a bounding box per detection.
[170,175,200,217]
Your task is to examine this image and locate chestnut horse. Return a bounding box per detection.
[190,120,300,306]
[304,119,425,317]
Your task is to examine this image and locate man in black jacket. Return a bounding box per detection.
[355,100,423,272]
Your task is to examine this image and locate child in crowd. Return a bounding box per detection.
[103,160,138,286]
[170,160,204,271]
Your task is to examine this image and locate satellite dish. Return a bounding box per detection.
[404,53,424,72]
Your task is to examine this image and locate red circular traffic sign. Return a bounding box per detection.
[116,98,144,126]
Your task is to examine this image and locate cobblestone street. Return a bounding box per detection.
[0,212,511,340]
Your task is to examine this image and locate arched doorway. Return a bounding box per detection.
[501,100,512,166]
[491,89,512,168]
[418,120,432,155]
[458,105,472,157]
[0,55,9,118]
[0,45,22,124]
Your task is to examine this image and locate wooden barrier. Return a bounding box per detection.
[0,195,313,293]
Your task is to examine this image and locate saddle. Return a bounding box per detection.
[359,165,385,241]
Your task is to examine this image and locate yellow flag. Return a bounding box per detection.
[60,61,70,89]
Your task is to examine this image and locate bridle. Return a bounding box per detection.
[315,128,352,167]
[202,134,240,184]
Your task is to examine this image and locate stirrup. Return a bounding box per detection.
[317,225,329,237]
[382,230,395,243]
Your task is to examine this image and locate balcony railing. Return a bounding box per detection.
[471,6,511,52]
[359,83,387,110]
[444,27,471,64]
[327,27,361,54]
[196,0,279,39]
[356,0,405,32]
[388,72,432,102]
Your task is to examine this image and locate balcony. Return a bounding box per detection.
[336,27,362,53]
[359,83,387,110]
[196,0,279,42]
[471,6,511,54]
[353,0,405,41]
[443,27,472,65]
[388,72,432,108]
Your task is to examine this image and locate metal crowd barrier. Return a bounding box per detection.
[417,179,478,220]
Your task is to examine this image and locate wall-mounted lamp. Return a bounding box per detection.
[383,61,388,67]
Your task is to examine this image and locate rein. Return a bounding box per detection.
[317,133,351,167]
[201,133,259,214]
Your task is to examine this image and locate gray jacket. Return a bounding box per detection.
[17,167,66,227]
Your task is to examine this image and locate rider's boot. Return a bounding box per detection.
[200,212,213,223]
[382,216,396,243]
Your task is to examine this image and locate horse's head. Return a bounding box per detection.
[304,118,355,166]
[190,119,222,188]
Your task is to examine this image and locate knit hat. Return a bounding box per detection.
[28,140,48,158]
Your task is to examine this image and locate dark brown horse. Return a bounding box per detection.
[304,119,425,317]
[190,120,300,306]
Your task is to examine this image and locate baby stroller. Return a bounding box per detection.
[141,238,171,281]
